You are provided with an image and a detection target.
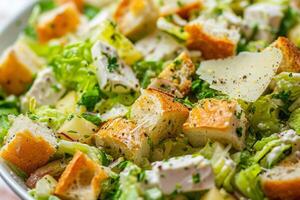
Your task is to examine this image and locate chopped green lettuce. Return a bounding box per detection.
[0,96,20,145]
[200,142,236,192]
[133,61,164,88]
[191,80,226,100]
[78,85,103,111]
[81,112,102,125]
[29,106,67,131]
[260,144,292,168]
[288,108,300,133]
[248,95,282,136]
[57,140,112,166]
[49,41,103,111]
[272,72,300,102]
[50,41,98,91]
[234,164,264,200]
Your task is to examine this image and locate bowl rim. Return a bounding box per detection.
[0,1,37,199]
[0,159,33,200]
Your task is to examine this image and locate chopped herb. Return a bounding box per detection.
[78,86,103,111]
[192,173,201,184]
[174,97,194,109]
[81,112,102,125]
[102,52,119,72]
[236,127,243,137]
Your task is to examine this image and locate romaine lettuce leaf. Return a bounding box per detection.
[248,95,283,136]
[234,164,264,200]
[289,108,300,133]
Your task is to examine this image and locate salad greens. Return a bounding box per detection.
[0,0,300,200]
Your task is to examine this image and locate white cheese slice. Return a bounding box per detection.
[197,47,282,102]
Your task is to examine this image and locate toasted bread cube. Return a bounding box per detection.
[131,89,189,145]
[55,0,83,11]
[95,118,150,165]
[135,31,186,61]
[271,37,300,73]
[0,115,57,174]
[114,0,159,40]
[55,151,108,200]
[57,116,98,144]
[261,162,300,200]
[37,3,80,43]
[21,68,66,110]
[183,99,247,150]
[158,0,202,18]
[185,17,240,60]
[149,52,195,97]
[0,42,43,95]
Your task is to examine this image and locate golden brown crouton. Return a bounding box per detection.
[114,0,159,40]
[272,37,300,73]
[0,42,43,95]
[131,89,189,145]
[185,20,240,60]
[37,3,80,43]
[0,116,57,174]
[0,130,56,174]
[183,99,247,150]
[95,118,150,165]
[55,151,108,200]
[149,52,195,97]
[261,162,300,200]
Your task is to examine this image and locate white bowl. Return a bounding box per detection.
[0,2,36,199]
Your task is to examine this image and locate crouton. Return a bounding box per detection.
[149,52,195,97]
[0,116,57,174]
[272,37,300,73]
[183,99,247,150]
[57,116,98,144]
[95,118,150,165]
[21,68,66,110]
[130,89,189,145]
[37,3,80,43]
[158,0,202,18]
[185,17,240,60]
[55,0,83,11]
[0,42,43,95]
[114,0,159,40]
[55,151,108,200]
[261,162,300,200]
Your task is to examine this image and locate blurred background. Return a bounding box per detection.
[0,1,33,199]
